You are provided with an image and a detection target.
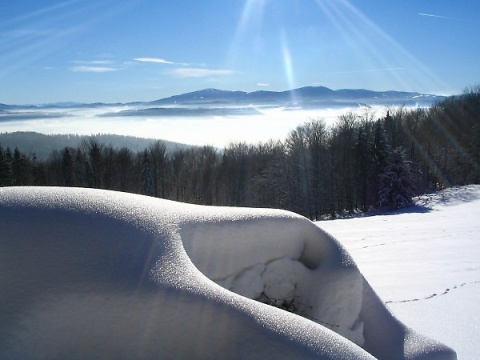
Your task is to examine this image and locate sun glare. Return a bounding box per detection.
[227,0,267,68]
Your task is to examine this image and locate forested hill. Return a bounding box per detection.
[0,132,190,160]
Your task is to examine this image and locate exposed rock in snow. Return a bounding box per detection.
[0,187,456,359]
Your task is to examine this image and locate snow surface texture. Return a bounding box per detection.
[0,187,456,359]
[320,185,480,360]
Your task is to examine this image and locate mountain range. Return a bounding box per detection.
[1,86,444,109]
[151,86,442,107]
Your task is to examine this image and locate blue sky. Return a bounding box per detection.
[1,0,479,104]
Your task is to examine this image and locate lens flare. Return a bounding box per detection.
[281,31,298,104]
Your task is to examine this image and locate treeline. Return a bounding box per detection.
[0,132,185,160]
[1,88,479,219]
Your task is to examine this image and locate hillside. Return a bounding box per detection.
[0,132,191,160]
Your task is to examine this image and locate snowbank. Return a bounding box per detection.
[180,212,365,345]
[0,187,456,359]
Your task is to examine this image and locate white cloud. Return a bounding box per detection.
[89,60,115,65]
[171,68,234,78]
[134,57,175,65]
[70,66,118,73]
[257,83,270,87]
[418,13,455,20]
[69,59,119,73]
[72,60,115,65]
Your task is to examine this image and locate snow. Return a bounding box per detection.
[0,186,459,359]
[319,184,480,360]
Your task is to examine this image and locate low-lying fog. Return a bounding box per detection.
[0,104,392,147]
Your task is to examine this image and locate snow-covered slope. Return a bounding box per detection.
[320,185,480,360]
[0,187,456,359]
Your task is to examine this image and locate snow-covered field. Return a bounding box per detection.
[2,185,476,358]
[319,185,480,360]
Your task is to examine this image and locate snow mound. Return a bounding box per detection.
[0,187,456,359]
[180,209,366,345]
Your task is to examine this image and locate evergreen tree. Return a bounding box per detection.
[12,147,28,185]
[61,147,75,186]
[0,146,12,186]
[378,147,416,210]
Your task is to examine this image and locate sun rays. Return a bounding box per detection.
[227,0,447,95]
[315,0,447,93]
[226,0,268,72]
[0,1,135,80]
[280,30,298,103]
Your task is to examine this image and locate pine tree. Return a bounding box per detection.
[61,147,75,186]
[12,147,28,185]
[0,146,12,186]
[378,147,416,210]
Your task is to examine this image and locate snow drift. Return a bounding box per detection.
[0,187,456,359]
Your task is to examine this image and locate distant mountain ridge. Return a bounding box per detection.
[1,86,444,108]
[150,86,443,107]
